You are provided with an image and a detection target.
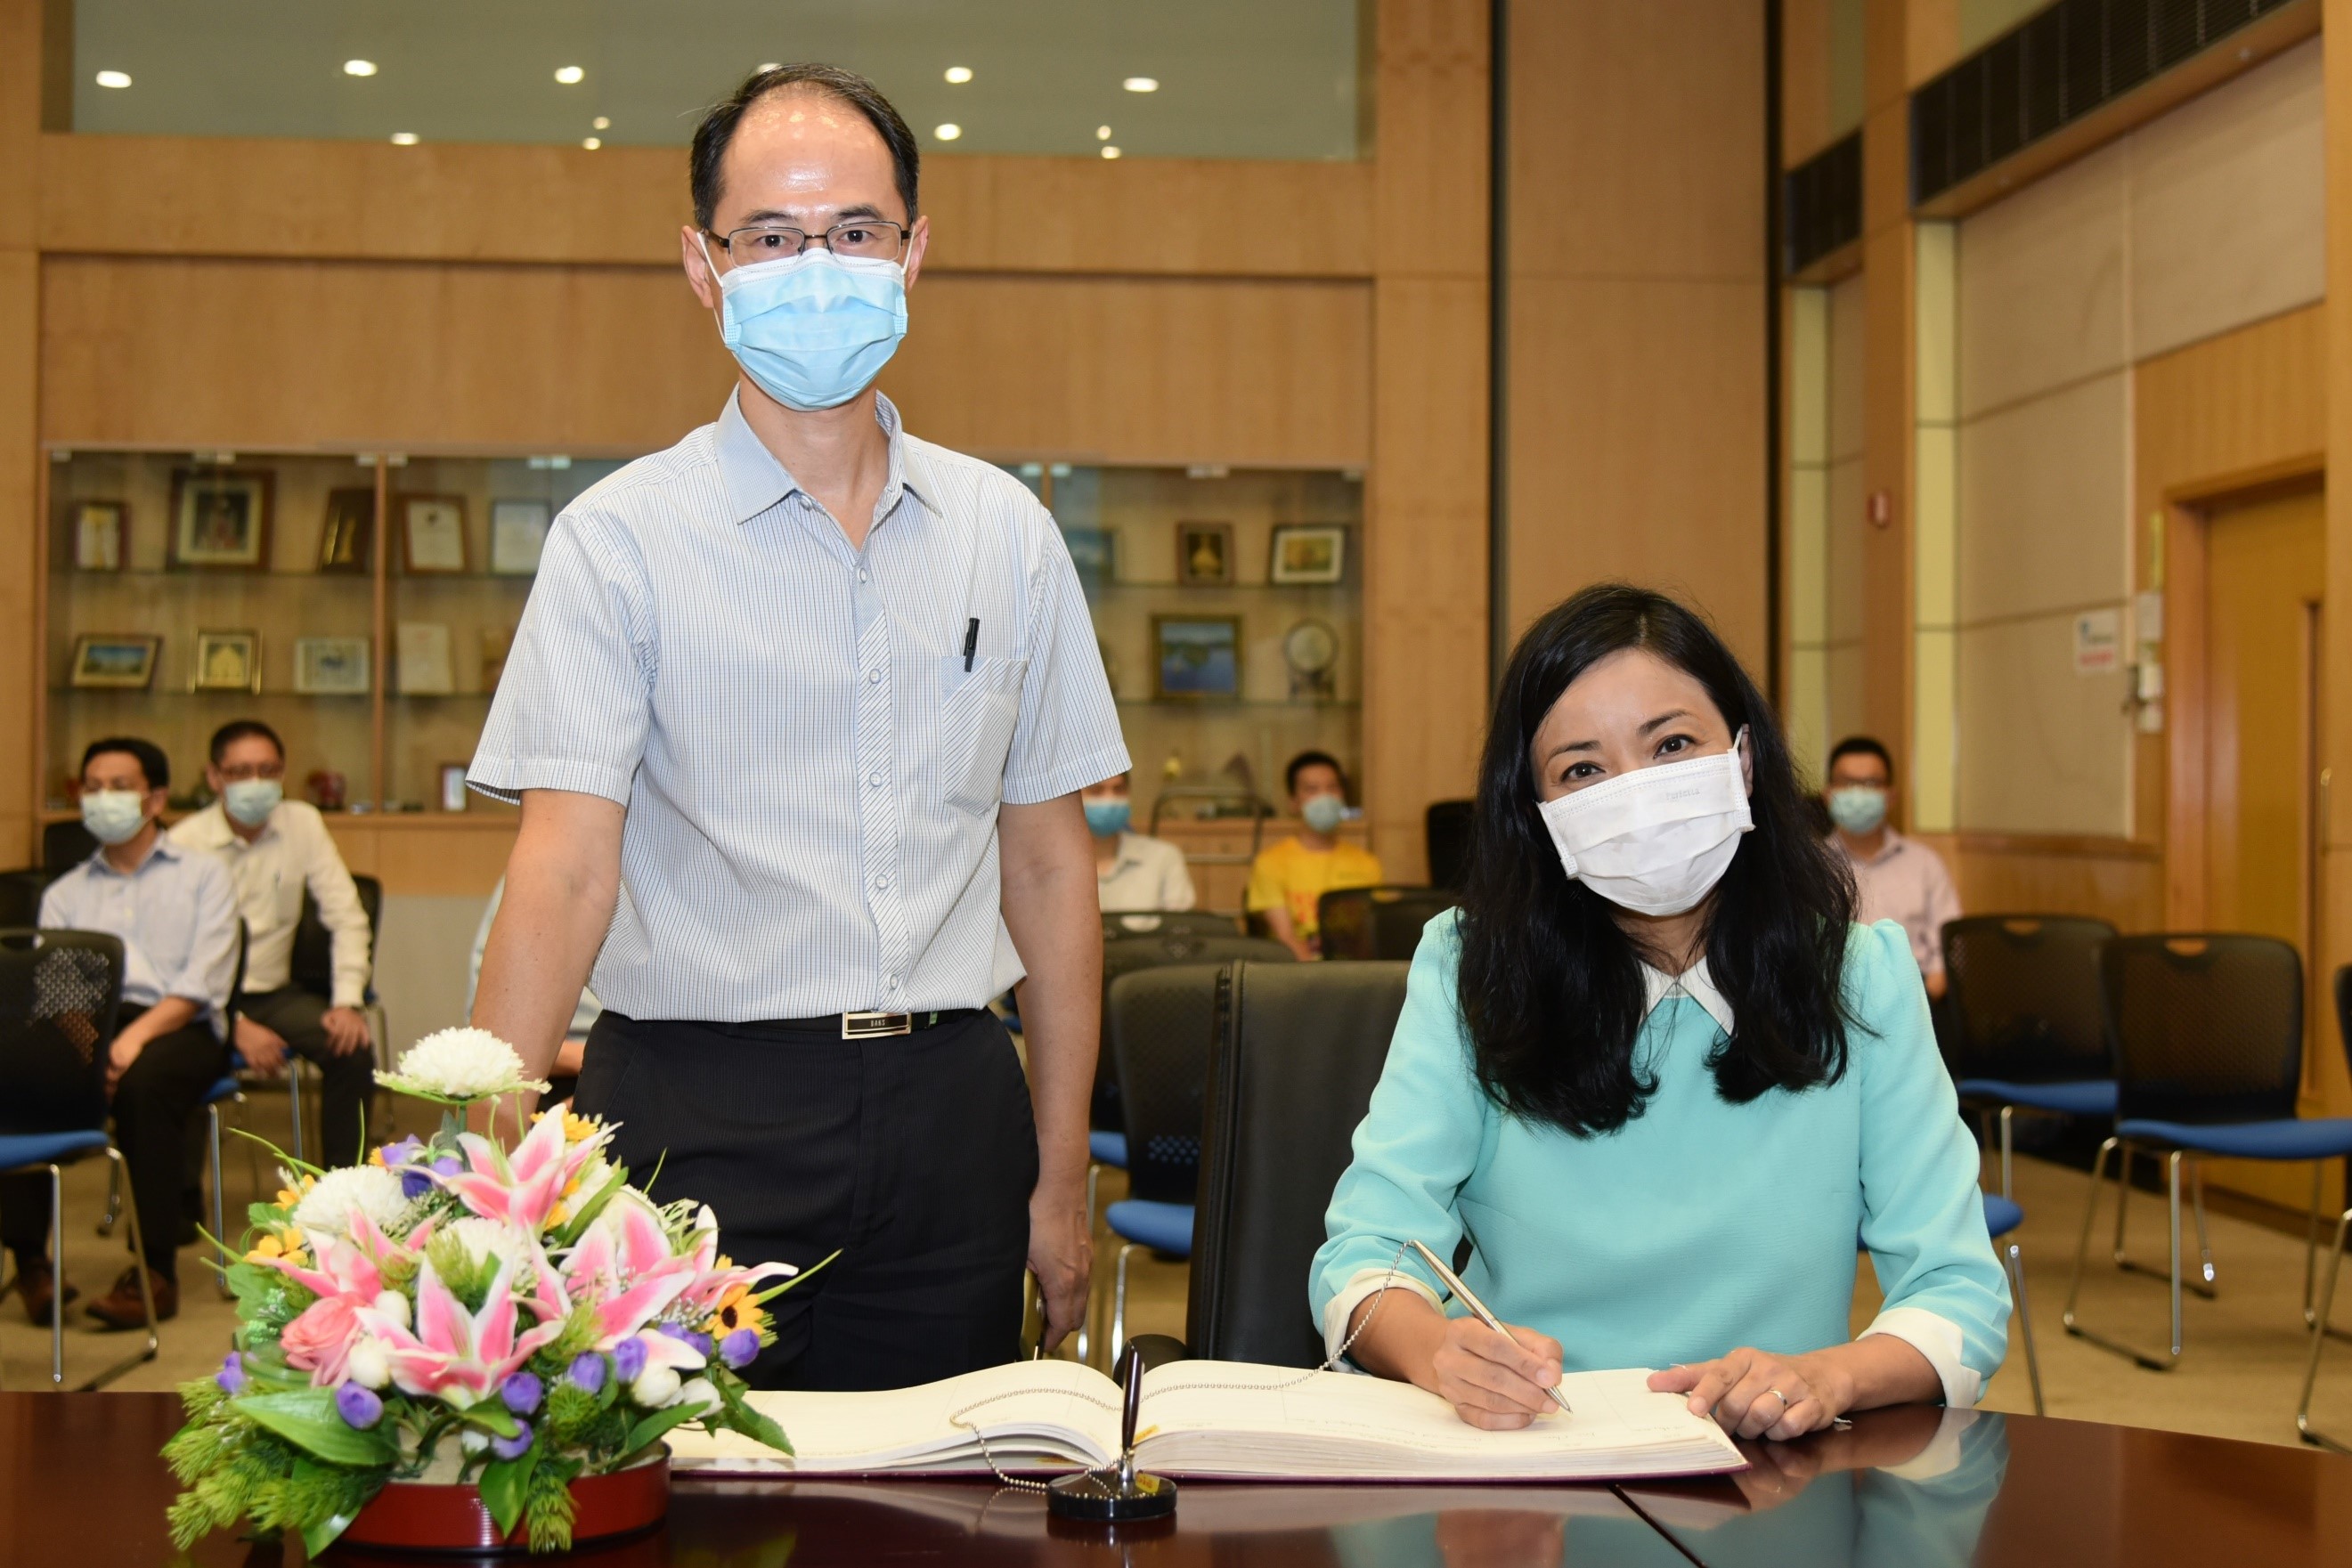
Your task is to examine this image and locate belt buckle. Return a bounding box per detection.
[842,1011,912,1039]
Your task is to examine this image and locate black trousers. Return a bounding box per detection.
[575,1009,1038,1393]
[1,1006,228,1281]
[240,987,377,1166]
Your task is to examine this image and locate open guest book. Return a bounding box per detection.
[667,1358,1746,1483]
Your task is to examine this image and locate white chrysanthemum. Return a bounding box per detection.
[379,1028,550,1101]
[444,1217,534,1275]
[292,1164,410,1239]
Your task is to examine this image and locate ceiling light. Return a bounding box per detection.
[343,59,377,77]
[389,132,419,145]
[933,123,962,142]
[554,65,585,85]
[592,116,610,130]
[1096,125,1112,140]
[94,69,131,89]
[582,136,602,150]
[1122,77,1158,93]
[944,66,973,85]
[1101,145,1121,159]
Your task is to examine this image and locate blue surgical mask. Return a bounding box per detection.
[1085,800,1132,839]
[704,239,908,411]
[1827,784,1889,835]
[80,789,149,846]
[1301,794,1347,835]
[224,778,283,829]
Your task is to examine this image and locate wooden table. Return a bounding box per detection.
[10,1393,2352,1564]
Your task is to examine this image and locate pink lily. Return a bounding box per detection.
[435,1109,592,1235]
[560,1193,702,1350]
[671,1205,798,1320]
[255,1203,414,1386]
[358,1252,564,1405]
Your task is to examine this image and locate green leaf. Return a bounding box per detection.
[550,1164,632,1248]
[620,1403,701,1461]
[478,1446,540,1540]
[460,1400,522,1439]
[752,1248,838,1305]
[232,1390,398,1468]
[301,1509,356,1559]
[714,1376,793,1457]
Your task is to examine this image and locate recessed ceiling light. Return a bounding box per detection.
[1101,145,1121,159]
[554,65,585,85]
[389,132,419,145]
[582,136,602,150]
[944,66,973,85]
[933,123,962,142]
[94,69,131,89]
[1096,125,1112,140]
[592,116,610,130]
[1122,77,1158,93]
[343,59,378,77]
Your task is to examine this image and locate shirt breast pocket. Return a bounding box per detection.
[939,655,1029,815]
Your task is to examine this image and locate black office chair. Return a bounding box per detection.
[1100,911,1242,941]
[1316,886,1453,963]
[42,820,98,876]
[0,870,53,930]
[282,873,389,1156]
[1425,800,1474,892]
[1095,933,1291,1130]
[0,927,160,1388]
[1941,915,2117,1196]
[1161,959,1411,1368]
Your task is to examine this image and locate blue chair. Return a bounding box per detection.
[2296,965,2352,1451]
[1982,1193,2043,1415]
[2063,934,2352,1369]
[1941,915,2118,1200]
[0,928,159,1388]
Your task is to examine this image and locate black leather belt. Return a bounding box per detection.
[794,1009,977,1039]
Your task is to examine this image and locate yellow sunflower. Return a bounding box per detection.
[704,1283,768,1339]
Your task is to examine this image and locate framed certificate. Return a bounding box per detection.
[401,495,468,574]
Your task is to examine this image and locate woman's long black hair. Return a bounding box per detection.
[1455,583,1859,1135]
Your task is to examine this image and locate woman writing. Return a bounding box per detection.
[1312,585,2007,1440]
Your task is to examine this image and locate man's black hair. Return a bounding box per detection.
[209,719,285,767]
[1827,735,1895,787]
[1285,750,1347,798]
[83,735,169,792]
[690,63,920,233]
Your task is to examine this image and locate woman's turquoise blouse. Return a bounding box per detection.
[1311,915,2009,1404]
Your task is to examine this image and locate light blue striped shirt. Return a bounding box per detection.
[39,837,240,1038]
[470,391,1128,1020]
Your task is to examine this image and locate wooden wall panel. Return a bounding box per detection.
[2135,304,2325,495]
[1913,833,2166,929]
[1783,0,1837,167]
[0,0,37,859]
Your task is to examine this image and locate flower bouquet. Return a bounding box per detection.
[165,1028,810,1556]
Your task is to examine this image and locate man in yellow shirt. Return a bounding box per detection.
[1247,751,1382,960]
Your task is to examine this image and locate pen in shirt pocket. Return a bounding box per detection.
[963,617,980,673]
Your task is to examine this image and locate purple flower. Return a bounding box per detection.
[336,1384,384,1429]
[430,1155,461,1179]
[566,1352,607,1393]
[378,1134,424,1166]
[719,1328,759,1370]
[501,1372,543,1415]
[215,1352,247,1395]
[655,1321,713,1361]
[399,1167,435,1199]
[612,1336,647,1383]
[490,1422,533,1461]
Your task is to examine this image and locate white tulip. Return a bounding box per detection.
[460,1428,491,1455]
[631,1365,681,1409]
[373,1288,411,1328]
[672,1377,721,1415]
[346,1336,392,1390]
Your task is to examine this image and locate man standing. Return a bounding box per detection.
[1822,735,1961,1000]
[469,64,1125,1390]
[172,720,377,1165]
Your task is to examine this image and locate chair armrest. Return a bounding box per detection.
[1127,1333,1189,1371]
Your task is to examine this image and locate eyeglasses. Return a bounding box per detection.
[216,762,285,783]
[711,219,908,266]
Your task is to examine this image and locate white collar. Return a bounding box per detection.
[1640,959,1735,1037]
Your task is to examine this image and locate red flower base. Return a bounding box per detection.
[335,1455,669,1555]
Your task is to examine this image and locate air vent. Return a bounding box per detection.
[1912,0,2302,205]
[1784,131,1862,276]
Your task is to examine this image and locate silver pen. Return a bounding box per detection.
[1407,1239,1573,1416]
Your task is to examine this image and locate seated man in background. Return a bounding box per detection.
[469,877,599,1106]
[2,737,237,1327]
[173,720,377,1166]
[1823,735,1961,1001]
[1084,772,1196,913]
[1247,750,1381,960]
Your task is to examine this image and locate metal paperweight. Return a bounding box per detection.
[1046,1344,1177,1523]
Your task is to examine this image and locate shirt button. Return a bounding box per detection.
[875,872,892,890]
[868,769,884,788]
[858,569,869,583]
[883,973,898,990]
[867,669,882,685]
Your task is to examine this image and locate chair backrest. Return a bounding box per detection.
[42,819,97,875]
[1095,934,1293,1127]
[2102,933,2303,1125]
[290,873,384,997]
[1425,800,1475,892]
[1941,914,2116,1082]
[1106,963,1227,1206]
[0,928,126,1135]
[1316,886,1454,963]
[2340,963,2352,1082]
[0,868,53,930]
[1101,910,1241,942]
[1188,959,1411,1366]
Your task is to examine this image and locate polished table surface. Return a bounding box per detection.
[7,1393,2352,1565]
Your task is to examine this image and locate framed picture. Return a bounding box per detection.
[294,636,371,695]
[396,622,456,695]
[192,630,262,693]
[69,634,160,689]
[401,495,469,574]
[1060,525,1112,593]
[1152,614,1242,701]
[73,500,126,572]
[319,488,374,573]
[489,500,551,576]
[1269,524,1347,585]
[438,763,470,813]
[1176,521,1235,587]
[170,468,273,570]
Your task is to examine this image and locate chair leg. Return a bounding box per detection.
[2300,1163,2351,1338]
[2110,1140,2215,1299]
[2005,1239,2044,1418]
[2063,1135,2117,1329]
[2298,1206,2352,1451]
[2064,1135,2184,1369]
[1110,1243,1139,1371]
[1998,1105,2015,1202]
[80,1146,161,1392]
[94,1155,122,1238]
[286,1061,307,1167]
[47,1164,65,1387]
[209,1103,232,1299]
[2190,1161,2217,1292]
[1075,1164,1101,1368]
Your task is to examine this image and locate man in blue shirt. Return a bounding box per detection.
[3,738,238,1328]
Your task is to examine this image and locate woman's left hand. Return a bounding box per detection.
[1648,1347,1851,1441]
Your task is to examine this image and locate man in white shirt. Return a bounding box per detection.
[1084,773,1197,914]
[1822,735,1962,1000]
[171,721,377,1166]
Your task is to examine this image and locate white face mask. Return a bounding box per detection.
[1537,728,1754,917]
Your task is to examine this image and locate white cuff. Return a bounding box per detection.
[1859,1305,1981,1409]
[1321,1266,1443,1365]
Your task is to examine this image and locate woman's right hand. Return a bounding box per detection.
[1429,1317,1566,1430]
